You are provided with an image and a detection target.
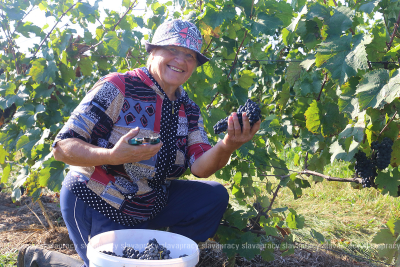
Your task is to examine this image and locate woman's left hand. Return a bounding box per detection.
[221,112,261,152]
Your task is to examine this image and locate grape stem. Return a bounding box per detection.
[377,110,398,140]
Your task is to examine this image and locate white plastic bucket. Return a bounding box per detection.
[87,229,199,267]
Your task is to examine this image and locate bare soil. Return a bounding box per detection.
[0,191,386,266]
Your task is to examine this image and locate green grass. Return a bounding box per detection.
[0,252,18,267]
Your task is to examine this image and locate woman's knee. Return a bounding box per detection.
[207,181,229,206]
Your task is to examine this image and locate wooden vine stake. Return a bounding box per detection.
[37,198,55,231]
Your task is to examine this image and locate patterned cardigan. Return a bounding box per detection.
[53,67,212,226]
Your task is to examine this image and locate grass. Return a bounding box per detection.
[0,252,18,267]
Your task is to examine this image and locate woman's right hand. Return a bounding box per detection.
[108,127,163,165]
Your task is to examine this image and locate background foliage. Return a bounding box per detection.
[1,0,400,263]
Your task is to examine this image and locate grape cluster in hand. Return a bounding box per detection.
[354,138,394,188]
[213,99,261,134]
[371,137,393,170]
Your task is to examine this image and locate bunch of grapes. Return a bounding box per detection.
[354,137,394,188]
[213,99,261,134]
[354,151,374,188]
[101,238,189,260]
[371,137,393,170]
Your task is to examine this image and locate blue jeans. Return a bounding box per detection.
[60,179,229,266]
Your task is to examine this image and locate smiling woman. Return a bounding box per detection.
[18,19,260,267]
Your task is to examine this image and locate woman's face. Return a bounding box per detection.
[148,46,198,93]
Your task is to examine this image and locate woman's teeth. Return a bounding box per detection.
[169,66,183,72]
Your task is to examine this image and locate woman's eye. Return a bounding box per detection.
[186,54,195,59]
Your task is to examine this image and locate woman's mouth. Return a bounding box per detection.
[168,65,184,73]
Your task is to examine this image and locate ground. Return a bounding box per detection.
[0,191,387,267]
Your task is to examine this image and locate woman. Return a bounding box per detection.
[18,19,260,267]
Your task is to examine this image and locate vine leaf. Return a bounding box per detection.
[39,158,67,192]
[311,229,325,244]
[251,13,283,36]
[326,6,354,36]
[357,0,380,14]
[1,164,11,184]
[372,227,399,261]
[14,104,46,130]
[286,208,305,229]
[391,140,400,167]
[317,34,370,85]
[0,145,9,164]
[238,69,256,89]
[304,100,321,134]
[338,77,360,119]
[28,59,57,83]
[201,5,236,29]
[374,169,400,197]
[338,110,366,143]
[356,69,400,110]
[16,128,42,157]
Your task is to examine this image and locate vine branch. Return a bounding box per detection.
[32,1,81,58]
[387,9,400,50]
[317,72,328,101]
[89,0,138,50]
[378,110,398,139]
[259,170,363,184]
[207,30,248,110]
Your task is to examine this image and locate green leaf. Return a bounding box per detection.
[326,6,354,36]
[78,57,93,76]
[28,58,57,83]
[320,102,346,137]
[14,104,46,130]
[286,62,302,87]
[0,82,16,97]
[356,69,390,110]
[0,145,9,164]
[238,70,256,89]
[39,158,66,192]
[233,172,242,185]
[338,77,360,119]
[311,229,325,244]
[318,34,370,85]
[358,0,380,14]
[338,111,366,143]
[286,208,305,229]
[375,169,400,197]
[391,140,400,167]
[304,100,321,134]
[372,228,396,244]
[33,83,54,99]
[201,6,236,29]
[16,128,42,157]
[251,13,283,36]
[232,85,248,106]
[1,164,11,183]
[233,0,253,17]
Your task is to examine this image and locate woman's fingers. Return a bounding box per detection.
[241,112,250,133]
[123,127,140,143]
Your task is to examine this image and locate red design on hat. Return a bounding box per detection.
[179,27,188,38]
